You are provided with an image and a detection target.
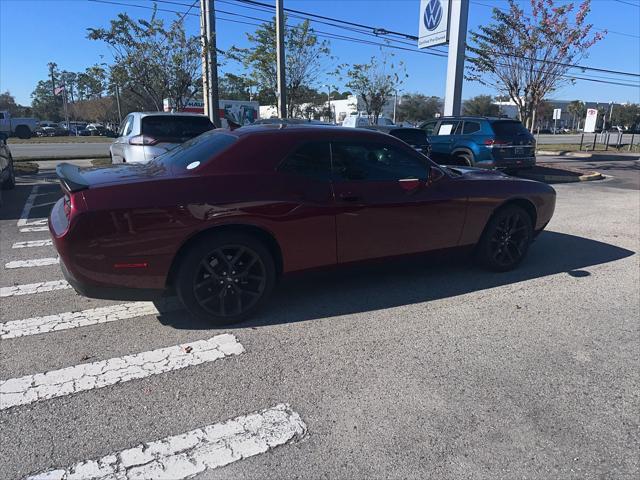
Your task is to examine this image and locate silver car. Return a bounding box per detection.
[110,112,215,163]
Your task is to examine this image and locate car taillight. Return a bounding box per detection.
[484,139,510,147]
[63,194,72,219]
[129,135,158,146]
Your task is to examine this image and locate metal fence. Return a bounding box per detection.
[535,131,640,152]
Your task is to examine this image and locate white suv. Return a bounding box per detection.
[341,114,395,128]
[110,112,214,163]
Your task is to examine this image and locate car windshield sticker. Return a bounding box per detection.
[186,161,200,170]
[438,124,453,136]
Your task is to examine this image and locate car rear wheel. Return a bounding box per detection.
[455,151,473,166]
[15,126,31,139]
[476,205,533,271]
[175,232,276,325]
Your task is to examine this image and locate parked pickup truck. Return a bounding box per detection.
[0,110,38,139]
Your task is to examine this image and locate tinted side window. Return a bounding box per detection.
[463,121,481,134]
[421,121,437,135]
[491,121,530,136]
[124,117,134,136]
[332,142,427,181]
[0,112,5,119]
[436,120,459,136]
[142,115,214,141]
[278,142,331,179]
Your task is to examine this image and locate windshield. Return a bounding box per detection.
[391,129,428,145]
[142,115,214,141]
[153,130,237,170]
[491,121,530,136]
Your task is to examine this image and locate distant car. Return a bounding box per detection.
[51,125,556,325]
[342,115,395,128]
[363,126,431,155]
[0,132,16,206]
[35,126,57,137]
[110,112,215,163]
[0,110,37,139]
[85,124,108,136]
[419,116,535,170]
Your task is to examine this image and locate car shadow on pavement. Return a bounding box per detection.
[157,230,635,330]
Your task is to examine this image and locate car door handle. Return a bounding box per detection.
[338,193,361,202]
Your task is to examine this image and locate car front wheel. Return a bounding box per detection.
[175,232,276,325]
[476,205,533,271]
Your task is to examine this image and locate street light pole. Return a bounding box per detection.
[276,0,287,118]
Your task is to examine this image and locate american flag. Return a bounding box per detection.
[54,86,65,95]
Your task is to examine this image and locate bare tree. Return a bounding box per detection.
[467,0,604,130]
[342,51,406,125]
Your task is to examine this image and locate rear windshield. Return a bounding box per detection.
[390,129,428,145]
[142,115,214,141]
[491,121,530,136]
[153,130,237,170]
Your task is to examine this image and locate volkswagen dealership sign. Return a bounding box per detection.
[419,0,450,48]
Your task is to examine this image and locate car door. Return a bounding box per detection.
[111,115,134,162]
[331,140,467,263]
[274,141,337,271]
[428,119,461,162]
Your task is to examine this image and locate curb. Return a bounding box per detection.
[518,171,604,183]
[14,155,110,162]
[536,150,592,158]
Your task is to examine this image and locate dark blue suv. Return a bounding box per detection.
[419,116,536,169]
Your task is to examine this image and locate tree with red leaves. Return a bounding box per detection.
[467,0,605,130]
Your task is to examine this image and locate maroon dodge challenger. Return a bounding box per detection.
[49,125,555,324]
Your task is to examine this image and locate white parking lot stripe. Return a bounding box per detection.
[17,185,40,227]
[12,239,54,248]
[0,280,71,298]
[19,226,49,233]
[22,219,48,227]
[5,257,60,269]
[0,302,166,339]
[26,403,306,480]
[0,334,244,410]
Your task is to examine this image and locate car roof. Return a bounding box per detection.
[434,116,516,122]
[133,112,210,118]
[232,123,397,140]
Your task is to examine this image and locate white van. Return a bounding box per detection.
[342,114,395,128]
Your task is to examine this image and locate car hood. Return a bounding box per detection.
[56,159,175,192]
[444,165,531,181]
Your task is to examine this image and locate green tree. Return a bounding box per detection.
[467,0,605,130]
[396,93,441,123]
[0,91,32,116]
[567,100,586,130]
[76,65,107,100]
[31,79,61,120]
[88,5,203,111]
[219,73,256,101]
[612,104,640,130]
[228,17,331,117]
[462,95,500,117]
[342,52,406,125]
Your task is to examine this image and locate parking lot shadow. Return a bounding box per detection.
[157,231,635,330]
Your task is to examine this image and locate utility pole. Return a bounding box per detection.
[115,84,123,122]
[205,0,221,127]
[276,0,287,118]
[61,72,70,129]
[200,0,210,118]
[443,0,469,116]
[48,62,57,97]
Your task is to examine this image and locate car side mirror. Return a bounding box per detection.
[428,166,445,184]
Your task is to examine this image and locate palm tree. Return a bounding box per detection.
[567,100,586,130]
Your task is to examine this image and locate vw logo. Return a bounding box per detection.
[423,0,443,31]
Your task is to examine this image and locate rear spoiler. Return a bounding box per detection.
[56,162,89,193]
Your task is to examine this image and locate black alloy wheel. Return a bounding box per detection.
[477,205,533,271]
[193,245,267,317]
[176,232,276,325]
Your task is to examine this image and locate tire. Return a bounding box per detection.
[455,151,473,166]
[175,231,276,325]
[1,159,16,190]
[476,205,533,271]
[14,126,31,139]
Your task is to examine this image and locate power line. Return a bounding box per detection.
[88,0,640,89]
[177,0,198,22]
[612,0,640,7]
[471,0,640,39]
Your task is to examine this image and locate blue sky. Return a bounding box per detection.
[1,0,639,107]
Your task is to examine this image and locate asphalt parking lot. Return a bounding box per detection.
[1,158,638,479]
